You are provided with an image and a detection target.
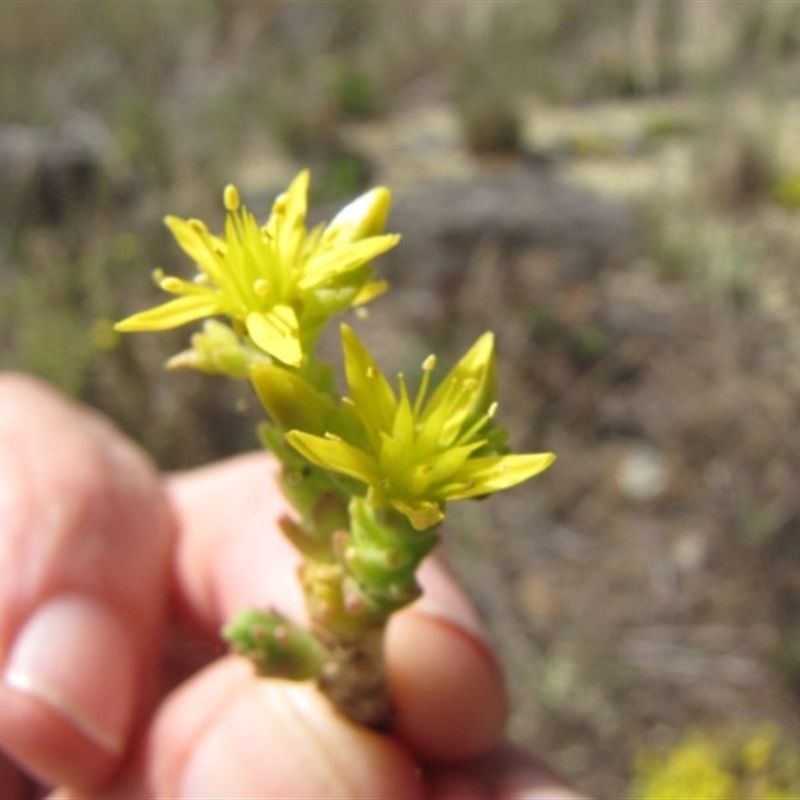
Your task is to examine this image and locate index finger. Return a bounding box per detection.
[0,375,173,788]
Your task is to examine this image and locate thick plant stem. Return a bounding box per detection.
[274,495,437,730]
[315,623,393,730]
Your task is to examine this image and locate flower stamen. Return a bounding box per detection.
[456,401,500,446]
[223,184,241,212]
[413,354,437,418]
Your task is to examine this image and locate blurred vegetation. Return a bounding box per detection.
[629,724,800,800]
[6,1,800,794]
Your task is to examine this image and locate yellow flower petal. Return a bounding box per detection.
[299,235,400,291]
[423,441,486,489]
[440,453,557,500]
[325,186,392,244]
[245,306,302,367]
[422,332,496,445]
[280,170,310,227]
[286,431,379,486]
[115,294,224,331]
[164,216,230,290]
[251,363,340,436]
[391,499,445,531]
[352,279,389,306]
[273,170,310,265]
[341,325,397,440]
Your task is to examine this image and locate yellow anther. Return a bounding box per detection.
[160,276,183,292]
[272,194,287,215]
[422,354,437,372]
[223,184,240,212]
[253,279,270,298]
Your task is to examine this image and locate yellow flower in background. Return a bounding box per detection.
[281,325,556,530]
[116,171,399,367]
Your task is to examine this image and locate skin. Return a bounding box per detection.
[0,374,584,800]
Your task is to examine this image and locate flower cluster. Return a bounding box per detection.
[116,170,398,369]
[116,170,556,727]
[252,325,554,530]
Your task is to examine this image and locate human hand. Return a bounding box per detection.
[0,375,583,799]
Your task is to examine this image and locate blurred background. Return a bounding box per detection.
[5,1,800,795]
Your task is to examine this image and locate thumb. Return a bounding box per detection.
[90,658,425,800]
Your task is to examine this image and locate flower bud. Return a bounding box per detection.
[325,187,392,244]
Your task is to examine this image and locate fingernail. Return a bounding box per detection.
[3,593,136,753]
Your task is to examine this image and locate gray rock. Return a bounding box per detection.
[0,113,122,229]
[371,163,638,337]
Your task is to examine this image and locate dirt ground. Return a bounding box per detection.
[8,4,800,798]
[55,99,800,796]
[327,101,800,797]
[6,23,800,792]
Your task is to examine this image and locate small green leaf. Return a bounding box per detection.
[222,608,326,681]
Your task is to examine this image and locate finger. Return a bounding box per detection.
[97,657,424,800]
[387,558,508,763]
[166,452,304,631]
[0,375,173,789]
[168,453,508,763]
[0,751,30,799]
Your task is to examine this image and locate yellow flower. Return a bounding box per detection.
[116,171,399,367]
[632,736,737,800]
[266,325,555,530]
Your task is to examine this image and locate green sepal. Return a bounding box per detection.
[342,497,439,611]
[250,362,352,439]
[300,561,374,635]
[222,608,326,680]
[166,319,265,378]
[340,573,408,620]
